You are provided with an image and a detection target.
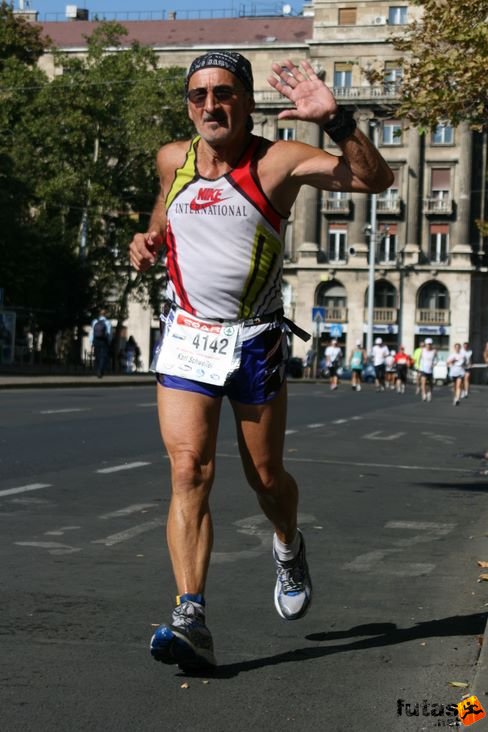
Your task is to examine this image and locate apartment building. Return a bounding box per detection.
[34,0,488,366]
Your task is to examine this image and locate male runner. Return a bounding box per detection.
[129,50,393,672]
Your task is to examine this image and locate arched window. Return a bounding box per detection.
[417,281,449,310]
[316,280,347,322]
[317,280,347,309]
[364,280,397,308]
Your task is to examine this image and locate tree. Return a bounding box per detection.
[368,0,488,130]
[1,19,192,357]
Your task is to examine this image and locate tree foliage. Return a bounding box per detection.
[370,0,488,130]
[0,11,192,352]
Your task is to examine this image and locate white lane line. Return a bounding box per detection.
[99,503,157,520]
[285,429,297,435]
[0,483,51,498]
[215,453,470,474]
[137,402,157,408]
[307,423,324,429]
[363,430,405,441]
[351,416,363,421]
[333,419,348,424]
[45,526,81,536]
[92,517,165,546]
[96,462,151,474]
[40,408,90,414]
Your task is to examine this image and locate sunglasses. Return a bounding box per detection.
[187,85,238,105]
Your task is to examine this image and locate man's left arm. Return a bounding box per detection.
[267,59,394,194]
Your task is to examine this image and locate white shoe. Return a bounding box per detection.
[356,384,361,392]
[427,392,432,402]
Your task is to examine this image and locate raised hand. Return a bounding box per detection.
[267,59,338,126]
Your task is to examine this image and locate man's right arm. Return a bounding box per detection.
[129,142,186,273]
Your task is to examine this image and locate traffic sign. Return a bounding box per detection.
[329,324,343,339]
[312,306,326,323]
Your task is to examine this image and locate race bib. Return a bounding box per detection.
[155,309,240,386]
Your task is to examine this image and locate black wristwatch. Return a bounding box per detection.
[322,108,357,143]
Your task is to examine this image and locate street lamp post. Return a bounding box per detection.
[366,120,380,354]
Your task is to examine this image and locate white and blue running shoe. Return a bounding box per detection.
[274,529,312,620]
[150,595,216,672]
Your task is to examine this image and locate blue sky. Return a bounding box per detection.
[24,0,305,23]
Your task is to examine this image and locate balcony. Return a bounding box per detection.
[321,196,351,215]
[416,309,450,325]
[253,85,401,107]
[377,196,402,215]
[325,307,348,323]
[363,308,398,324]
[423,197,453,215]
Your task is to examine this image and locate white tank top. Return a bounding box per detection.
[164,135,286,321]
[420,348,436,374]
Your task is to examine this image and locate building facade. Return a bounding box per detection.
[33,0,488,368]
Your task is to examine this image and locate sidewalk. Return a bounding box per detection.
[0,372,154,389]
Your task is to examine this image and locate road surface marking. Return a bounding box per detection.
[211,512,317,564]
[15,541,81,555]
[333,419,348,424]
[96,461,151,474]
[40,408,90,414]
[99,503,157,519]
[285,429,297,435]
[0,483,51,498]
[137,402,157,407]
[421,431,456,445]
[92,517,165,546]
[363,431,405,441]
[344,520,455,576]
[45,526,81,536]
[307,423,325,429]
[215,453,470,474]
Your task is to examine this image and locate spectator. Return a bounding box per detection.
[89,309,112,378]
[123,335,141,374]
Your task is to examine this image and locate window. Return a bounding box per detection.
[429,225,449,263]
[374,280,397,308]
[326,191,349,211]
[317,281,347,310]
[431,124,454,145]
[378,225,397,262]
[338,7,356,24]
[328,226,347,261]
[278,127,295,141]
[388,6,408,24]
[384,61,403,86]
[334,63,352,88]
[378,169,400,211]
[418,281,449,310]
[430,168,451,200]
[382,120,402,145]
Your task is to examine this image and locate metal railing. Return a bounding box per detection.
[254,84,401,106]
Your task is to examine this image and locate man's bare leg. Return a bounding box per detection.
[231,384,297,544]
[157,384,222,595]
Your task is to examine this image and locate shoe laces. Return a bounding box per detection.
[276,557,305,594]
[172,601,205,629]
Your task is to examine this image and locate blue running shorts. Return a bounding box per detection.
[156,325,289,404]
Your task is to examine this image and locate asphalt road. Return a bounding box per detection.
[1,381,488,732]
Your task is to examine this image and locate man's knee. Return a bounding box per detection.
[170,449,214,493]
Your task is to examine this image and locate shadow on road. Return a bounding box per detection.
[179,612,487,679]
